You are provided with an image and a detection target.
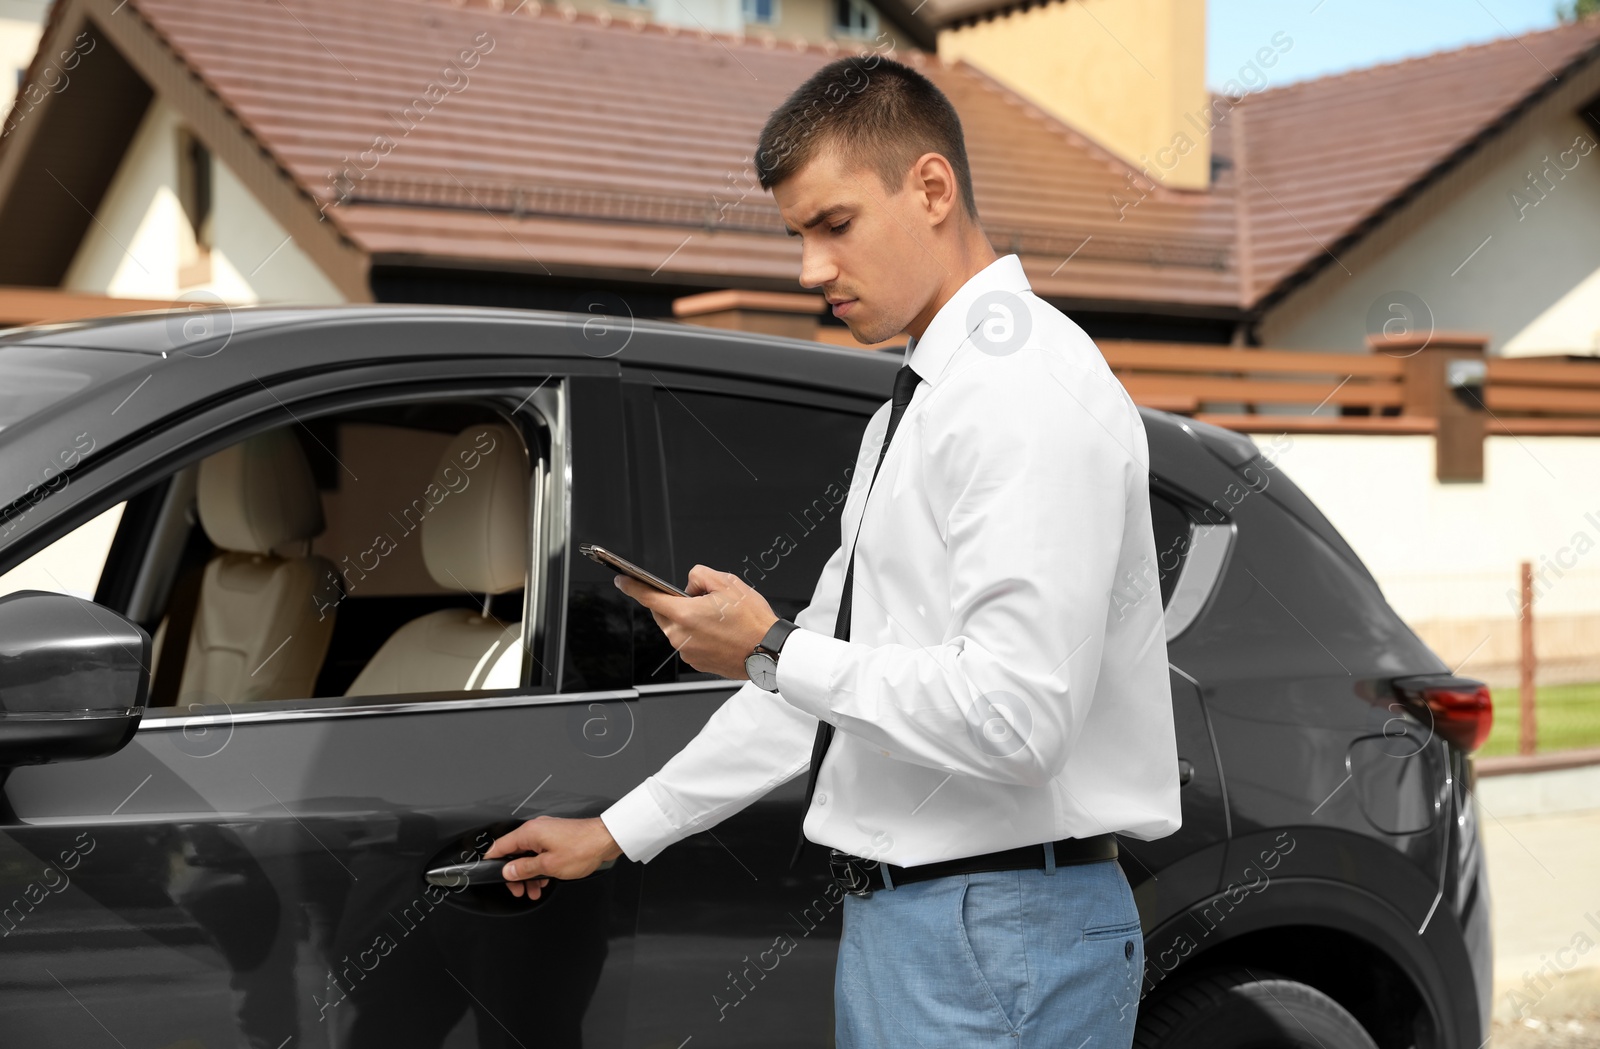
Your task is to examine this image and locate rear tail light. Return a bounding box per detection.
[1392,675,1493,753]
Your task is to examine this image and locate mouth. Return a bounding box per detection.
[830,298,857,318]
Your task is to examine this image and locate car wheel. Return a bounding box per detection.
[1133,968,1379,1049]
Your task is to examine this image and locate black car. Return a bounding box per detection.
[0,305,1492,1049]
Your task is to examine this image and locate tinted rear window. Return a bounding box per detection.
[1254,457,1381,592]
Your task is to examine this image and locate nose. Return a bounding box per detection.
[797,240,835,292]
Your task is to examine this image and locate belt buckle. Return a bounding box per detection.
[829,849,877,898]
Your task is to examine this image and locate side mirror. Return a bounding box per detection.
[0,590,150,767]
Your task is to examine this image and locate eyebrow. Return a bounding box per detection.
[783,204,854,237]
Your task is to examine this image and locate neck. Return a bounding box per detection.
[905,231,999,342]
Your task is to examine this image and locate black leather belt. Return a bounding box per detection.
[829,833,1118,898]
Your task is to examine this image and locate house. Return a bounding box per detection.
[0,0,1257,344]
[1244,28,1600,361]
[4,0,1600,688]
[3,0,1597,357]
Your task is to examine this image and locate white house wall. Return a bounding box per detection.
[62,95,345,305]
[0,0,50,117]
[1258,106,1600,358]
[651,0,743,32]
[1268,432,1600,685]
[1504,252,1600,356]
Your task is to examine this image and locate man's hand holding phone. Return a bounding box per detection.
[615,563,780,681]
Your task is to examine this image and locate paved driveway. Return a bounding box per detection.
[1479,779,1600,1047]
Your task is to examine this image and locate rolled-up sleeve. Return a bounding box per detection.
[774,348,1138,789]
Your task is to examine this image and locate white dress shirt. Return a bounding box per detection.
[601,253,1182,867]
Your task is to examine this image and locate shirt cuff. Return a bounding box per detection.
[599,779,678,865]
[775,627,852,723]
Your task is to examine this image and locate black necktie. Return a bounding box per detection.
[790,363,924,869]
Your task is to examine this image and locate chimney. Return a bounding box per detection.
[939,0,1211,190]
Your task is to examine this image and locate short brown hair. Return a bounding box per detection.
[756,55,980,224]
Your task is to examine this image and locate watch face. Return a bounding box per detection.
[745,651,778,691]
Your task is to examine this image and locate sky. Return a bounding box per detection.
[1207,0,1568,90]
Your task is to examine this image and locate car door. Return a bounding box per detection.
[615,368,879,1049]
[0,352,650,1049]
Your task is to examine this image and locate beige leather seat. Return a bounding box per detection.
[345,422,528,697]
[177,428,338,704]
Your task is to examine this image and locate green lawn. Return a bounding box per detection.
[1481,681,1600,757]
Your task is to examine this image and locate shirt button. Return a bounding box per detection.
[815,793,827,805]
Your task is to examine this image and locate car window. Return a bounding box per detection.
[101,398,549,716]
[654,386,868,679]
[0,501,126,600]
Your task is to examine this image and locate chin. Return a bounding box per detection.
[854,308,910,347]
[854,323,897,347]
[841,315,877,344]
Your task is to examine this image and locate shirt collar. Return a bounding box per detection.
[902,253,1032,386]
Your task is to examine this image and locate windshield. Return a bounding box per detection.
[0,344,150,434]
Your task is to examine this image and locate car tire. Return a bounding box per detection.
[1133,968,1379,1049]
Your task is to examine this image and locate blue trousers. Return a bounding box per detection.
[835,858,1144,1048]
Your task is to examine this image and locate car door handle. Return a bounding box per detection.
[425,852,617,889]
[1178,758,1194,787]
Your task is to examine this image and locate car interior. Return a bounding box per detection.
[77,398,546,712]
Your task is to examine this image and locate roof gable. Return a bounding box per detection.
[0,13,152,286]
[1233,17,1600,305]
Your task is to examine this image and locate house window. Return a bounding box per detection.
[177,128,212,250]
[833,0,877,36]
[742,0,779,23]
[176,127,213,287]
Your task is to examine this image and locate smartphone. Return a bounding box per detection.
[579,543,690,598]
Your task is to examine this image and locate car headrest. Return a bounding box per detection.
[421,423,529,595]
[196,428,325,555]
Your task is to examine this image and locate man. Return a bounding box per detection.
[484,54,1181,1046]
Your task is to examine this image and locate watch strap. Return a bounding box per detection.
[759,618,800,655]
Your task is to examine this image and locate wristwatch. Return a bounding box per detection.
[745,618,799,692]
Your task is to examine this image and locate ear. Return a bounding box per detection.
[910,152,960,226]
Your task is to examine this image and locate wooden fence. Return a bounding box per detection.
[1095,337,1600,439]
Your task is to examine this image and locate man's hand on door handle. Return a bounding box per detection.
[485,816,626,898]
